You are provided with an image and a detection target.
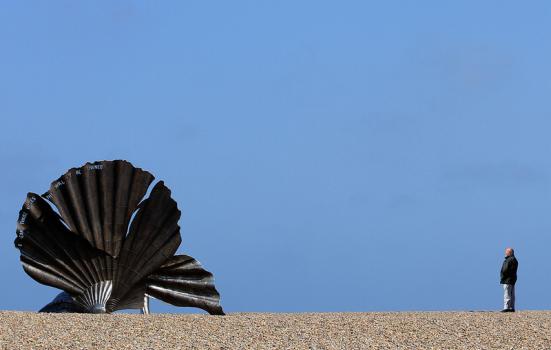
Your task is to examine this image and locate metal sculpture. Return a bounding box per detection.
[14,160,224,315]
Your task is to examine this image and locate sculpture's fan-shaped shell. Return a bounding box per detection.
[15,160,224,315]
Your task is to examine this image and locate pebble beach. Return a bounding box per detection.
[1,310,550,349]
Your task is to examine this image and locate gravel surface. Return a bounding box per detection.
[1,310,550,349]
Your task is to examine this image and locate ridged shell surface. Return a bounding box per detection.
[43,160,154,257]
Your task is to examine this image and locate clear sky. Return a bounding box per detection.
[1,1,551,313]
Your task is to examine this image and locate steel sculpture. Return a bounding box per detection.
[14,160,224,315]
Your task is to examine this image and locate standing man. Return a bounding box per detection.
[500,247,518,312]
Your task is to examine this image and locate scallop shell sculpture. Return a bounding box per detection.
[14,160,224,315]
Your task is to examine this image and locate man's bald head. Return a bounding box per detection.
[505,248,514,257]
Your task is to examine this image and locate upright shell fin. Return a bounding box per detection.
[44,160,154,257]
[108,181,181,311]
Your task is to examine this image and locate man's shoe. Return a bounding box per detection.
[500,309,513,312]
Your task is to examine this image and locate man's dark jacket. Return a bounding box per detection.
[500,255,518,285]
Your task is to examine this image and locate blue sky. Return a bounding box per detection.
[1,1,551,313]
